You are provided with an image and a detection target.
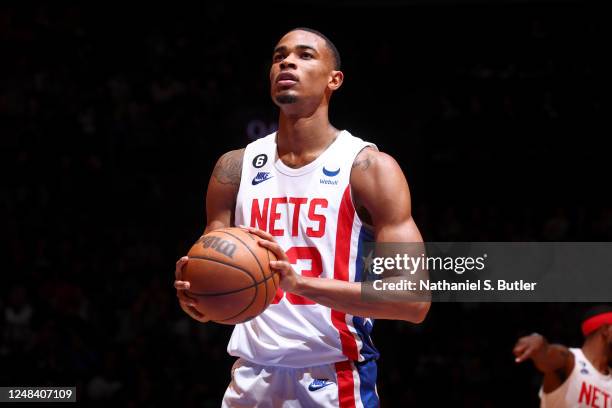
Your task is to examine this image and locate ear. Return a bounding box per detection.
[600,325,612,342]
[328,70,344,91]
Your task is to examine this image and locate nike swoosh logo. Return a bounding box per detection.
[252,175,273,185]
[308,381,334,391]
[322,167,340,177]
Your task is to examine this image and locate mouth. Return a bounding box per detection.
[276,72,298,88]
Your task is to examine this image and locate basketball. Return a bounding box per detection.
[181,227,279,324]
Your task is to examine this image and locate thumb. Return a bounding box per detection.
[514,346,533,363]
[270,260,292,275]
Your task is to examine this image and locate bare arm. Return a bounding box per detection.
[174,148,244,321]
[204,148,245,232]
[513,333,575,393]
[253,147,430,323]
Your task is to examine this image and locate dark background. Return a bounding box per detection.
[1,1,610,406]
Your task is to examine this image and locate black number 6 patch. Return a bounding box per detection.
[253,154,268,168]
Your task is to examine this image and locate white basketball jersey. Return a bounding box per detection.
[227,130,379,368]
[540,348,612,408]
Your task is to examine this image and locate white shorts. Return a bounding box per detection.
[222,358,379,408]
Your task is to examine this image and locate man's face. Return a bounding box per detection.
[269,30,336,106]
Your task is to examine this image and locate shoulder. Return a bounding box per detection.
[352,146,401,174]
[218,148,245,163]
[350,146,411,220]
[211,148,245,187]
[350,146,407,187]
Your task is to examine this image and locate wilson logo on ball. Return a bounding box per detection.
[200,236,237,258]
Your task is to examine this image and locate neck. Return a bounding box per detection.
[583,337,611,375]
[276,102,337,157]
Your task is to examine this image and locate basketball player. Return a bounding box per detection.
[513,305,612,407]
[174,27,430,407]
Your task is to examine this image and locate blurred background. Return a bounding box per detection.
[1,1,609,406]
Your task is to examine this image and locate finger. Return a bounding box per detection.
[184,302,208,322]
[515,347,533,363]
[243,226,276,243]
[178,294,197,307]
[177,292,198,306]
[175,256,189,279]
[512,343,526,357]
[177,295,198,307]
[180,302,209,322]
[258,240,289,261]
[174,280,190,290]
[191,310,210,323]
[270,260,292,273]
[513,338,527,352]
[177,290,199,306]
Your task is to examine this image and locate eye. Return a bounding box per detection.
[301,52,313,59]
[273,54,284,62]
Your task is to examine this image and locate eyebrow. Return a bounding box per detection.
[273,44,319,54]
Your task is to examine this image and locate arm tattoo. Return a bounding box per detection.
[212,149,244,187]
[352,151,373,171]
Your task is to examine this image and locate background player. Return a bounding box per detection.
[175,27,430,407]
[513,305,612,407]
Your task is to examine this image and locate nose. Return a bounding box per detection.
[279,54,298,70]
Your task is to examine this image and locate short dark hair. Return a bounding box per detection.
[290,27,341,70]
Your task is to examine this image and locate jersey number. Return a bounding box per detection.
[271,246,322,305]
